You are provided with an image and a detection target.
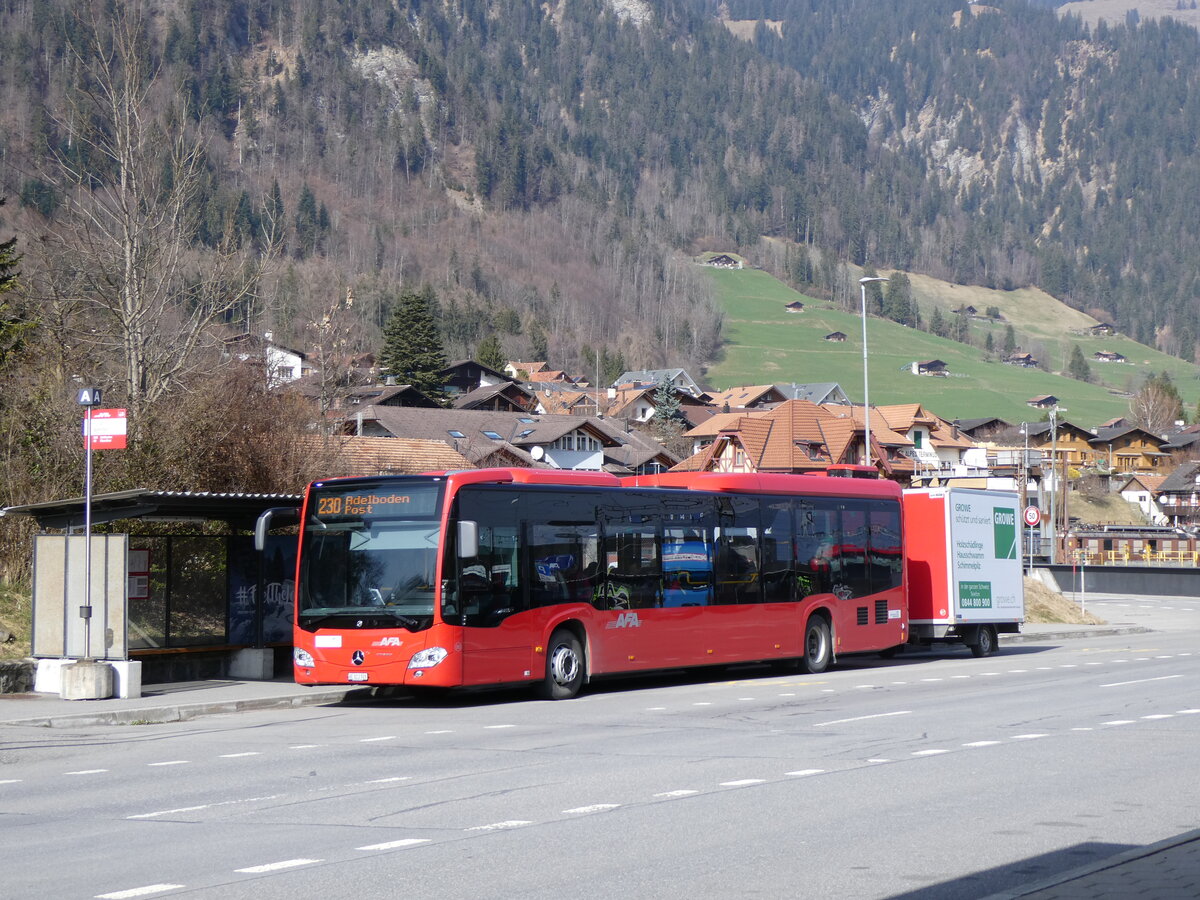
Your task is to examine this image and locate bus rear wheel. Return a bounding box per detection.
[802,617,832,674]
[539,630,585,700]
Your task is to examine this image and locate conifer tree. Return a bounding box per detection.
[1067,344,1091,382]
[380,286,448,400]
[475,332,506,371]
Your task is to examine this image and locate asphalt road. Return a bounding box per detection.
[2,595,1197,900]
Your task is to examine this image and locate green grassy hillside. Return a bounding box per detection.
[702,267,1200,426]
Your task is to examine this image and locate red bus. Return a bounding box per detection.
[284,468,906,699]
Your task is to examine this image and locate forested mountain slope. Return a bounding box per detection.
[728,0,1200,359]
[2,0,1199,390]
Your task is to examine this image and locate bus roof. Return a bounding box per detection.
[620,471,902,500]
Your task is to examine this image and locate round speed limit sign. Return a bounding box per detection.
[1023,505,1042,527]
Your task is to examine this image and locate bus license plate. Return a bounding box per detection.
[347,673,369,682]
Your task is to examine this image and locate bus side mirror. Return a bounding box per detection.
[458,520,479,558]
[255,506,301,552]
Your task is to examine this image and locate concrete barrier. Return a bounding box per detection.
[1034,564,1200,597]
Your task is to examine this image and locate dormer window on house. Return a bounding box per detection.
[550,433,600,452]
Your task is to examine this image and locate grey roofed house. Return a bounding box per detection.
[772,382,850,405]
[1162,424,1200,452]
[438,359,512,395]
[452,381,535,412]
[954,416,1013,440]
[612,368,706,398]
[340,405,670,472]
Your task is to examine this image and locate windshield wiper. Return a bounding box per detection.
[300,610,426,630]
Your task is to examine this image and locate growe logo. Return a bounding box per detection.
[605,612,642,629]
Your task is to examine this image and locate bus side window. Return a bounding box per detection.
[795,500,835,597]
[603,525,661,610]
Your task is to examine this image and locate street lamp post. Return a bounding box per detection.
[858,276,889,468]
[1049,407,1059,565]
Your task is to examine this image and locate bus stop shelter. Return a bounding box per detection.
[2,489,301,694]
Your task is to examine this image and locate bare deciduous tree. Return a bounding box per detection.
[31,3,279,421]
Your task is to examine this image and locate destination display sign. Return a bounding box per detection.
[310,482,442,520]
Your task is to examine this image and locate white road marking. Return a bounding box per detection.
[646,707,666,711]
[1101,675,1183,688]
[1141,714,1174,720]
[360,736,397,742]
[127,795,280,820]
[563,804,620,814]
[365,777,410,784]
[979,672,1000,676]
[738,697,756,701]
[219,752,260,758]
[128,805,209,819]
[1011,734,1047,740]
[290,744,320,749]
[96,884,185,899]
[425,730,453,734]
[855,684,876,689]
[951,675,971,679]
[235,859,320,873]
[1155,655,1173,659]
[485,724,515,729]
[912,749,949,756]
[1178,709,1200,714]
[785,769,825,777]
[357,839,430,851]
[815,710,911,727]
[921,678,943,682]
[1072,727,1094,731]
[963,741,1001,747]
[1102,720,1135,726]
[1059,665,1078,668]
[147,761,189,767]
[692,702,712,706]
[0,779,22,784]
[778,692,796,697]
[67,769,109,775]
[867,758,892,763]
[1008,669,1028,673]
[720,779,766,786]
[654,790,699,798]
[891,680,908,685]
[467,821,530,832]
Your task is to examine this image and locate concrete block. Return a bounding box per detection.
[228,648,274,681]
[110,660,142,699]
[60,659,114,700]
[34,658,72,694]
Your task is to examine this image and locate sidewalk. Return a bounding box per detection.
[0,677,376,728]
[981,828,1200,899]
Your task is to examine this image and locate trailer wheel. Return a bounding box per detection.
[802,617,832,674]
[970,625,998,658]
[538,629,585,700]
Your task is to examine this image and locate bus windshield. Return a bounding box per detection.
[297,481,444,631]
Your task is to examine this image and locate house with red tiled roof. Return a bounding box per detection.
[705,384,790,412]
[673,400,914,480]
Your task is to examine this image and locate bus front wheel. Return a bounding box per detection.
[539,630,585,700]
[802,617,832,674]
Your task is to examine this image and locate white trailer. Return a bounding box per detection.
[903,487,1025,656]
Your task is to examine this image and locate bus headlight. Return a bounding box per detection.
[294,647,315,667]
[408,647,448,669]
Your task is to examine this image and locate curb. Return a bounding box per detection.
[981,827,1200,899]
[1,686,377,728]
